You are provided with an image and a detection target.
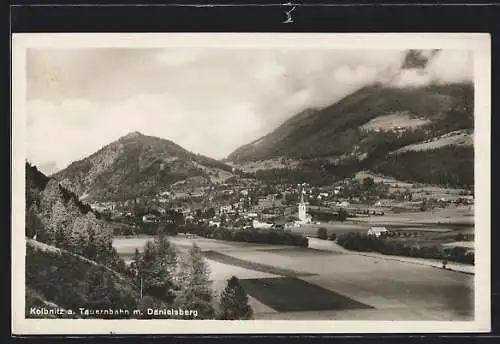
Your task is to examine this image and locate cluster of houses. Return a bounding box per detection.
[89,170,475,239]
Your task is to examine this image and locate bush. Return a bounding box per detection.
[338,209,348,221]
[181,224,308,247]
[328,232,337,241]
[317,227,328,240]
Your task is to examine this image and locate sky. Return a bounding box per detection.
[26,48,473,174]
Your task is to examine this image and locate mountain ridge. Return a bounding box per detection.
[52,131,235,202]
[227,82,474,187]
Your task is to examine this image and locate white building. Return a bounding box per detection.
[245,212,259,219]
[337,201,350,208]
[294,187,312,227]
[252,219,274,229]
[367,226,388,237]
[219,205,232,214]
[142,214,158,223]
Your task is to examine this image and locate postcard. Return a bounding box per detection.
[12,32,491,334]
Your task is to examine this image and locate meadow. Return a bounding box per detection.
[113,234,474,320]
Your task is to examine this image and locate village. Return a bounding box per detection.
[89,171,474,248]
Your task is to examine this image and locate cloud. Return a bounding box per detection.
[390,69,433,88]
[26,48,472,168]
[390,50,473,87]
[426,50,473,84]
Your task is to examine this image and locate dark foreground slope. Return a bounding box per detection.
[26,239,139,318]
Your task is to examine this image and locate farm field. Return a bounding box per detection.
[349,206,474,227]
[288,222,368,237]
[288,214,474,242]
[113,235,474,320]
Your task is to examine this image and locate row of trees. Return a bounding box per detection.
[316,227,337,241]
[336,232,474,265]
[128,235,253,319]
[181,223,308,247]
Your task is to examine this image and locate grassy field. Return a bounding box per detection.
[289,222,368,237]
[396,131,473,153]
[256,247,342,258]
[360,113,430,131]
[349,207,474,227]
[239,277,373,312]
[203,250,317,277]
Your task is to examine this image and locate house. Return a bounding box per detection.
[142,214,158,223]
[219,205,233,214]
[209,220,221,228]
[367,226,388,237]
[245,212,259,219]
[252,219,274,229]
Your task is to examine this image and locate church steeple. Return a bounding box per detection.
[297,183,309,222]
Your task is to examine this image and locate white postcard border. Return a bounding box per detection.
[11,33,491,335]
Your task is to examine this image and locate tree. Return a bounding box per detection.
[83,266,119,318]
[329,232,337,241]
[129,248,144,293]
[216,276,253,320]
[317,227,328,240]
[25,205,43,239]
[140,236,178,302]
[195,209,202,218]
[337,208,348,221]
[362,177,375,189]
[48,200,74,247]
[165,209,185,227]
[174,243,214,319]
[205,207,216,219]
[136,295,169,319]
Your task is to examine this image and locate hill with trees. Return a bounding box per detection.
[52,131,234,201]
[25,162,139,316]
[26,162,254,320]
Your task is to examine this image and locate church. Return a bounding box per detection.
[294,185,312,227]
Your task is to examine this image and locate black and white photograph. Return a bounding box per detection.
[11,33,491,334]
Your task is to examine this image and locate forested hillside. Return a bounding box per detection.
[52,132,234,201]
[229,82,474,188]
[25,162,253,319]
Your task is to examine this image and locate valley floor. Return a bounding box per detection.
[113,235,474,321]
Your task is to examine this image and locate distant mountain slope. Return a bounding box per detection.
[52,131,234,201]
[228,82,474,187]
[229,83,473,162]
